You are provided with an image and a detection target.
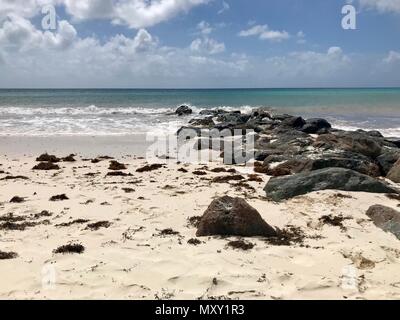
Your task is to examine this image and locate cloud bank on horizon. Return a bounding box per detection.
[0,0,399,88]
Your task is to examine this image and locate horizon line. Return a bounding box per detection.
[1,86,400,90]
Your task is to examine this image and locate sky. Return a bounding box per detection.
[0,0,399,88]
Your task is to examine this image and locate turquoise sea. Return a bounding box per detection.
[0,88,399,136]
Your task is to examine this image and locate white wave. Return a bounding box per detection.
[0,105,176,116]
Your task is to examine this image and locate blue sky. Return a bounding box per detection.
[0,0,399,88]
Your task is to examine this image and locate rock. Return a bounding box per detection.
[189,117,215,127]
[387,158,400,183]
[32,162,60,171]
[175,105,192,116]
[302,118,332,134]
[176,126,203,137]
[357,129,383,138]
[314,131,383,158]
[36,153,60,163]
[289,155,379,177]
[261,150,380,177]
[366,205,400,239]
[264,168,398,201]
[385,138,400,148]
[196,196,277,237]
[272,114,294,121]
[199,109,227,116]
[281,116,305,129]
[255,129,313,157]
[377,151,400,176]
[216,112,249,125]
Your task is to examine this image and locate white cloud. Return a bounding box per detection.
[218,1,230,14]
[264,47,351,80]
[238,24,290,42]
[0,0,210,28]
[190,37,225,54]
[357,0,400,13]
[196,21,213,35]
[383,50,400,63]
[0,14,77,51]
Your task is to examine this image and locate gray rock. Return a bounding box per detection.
[314,131,383,158]
[264,168,398,201]
[366,205,400,239]
[387,158,400,183]
[189,117,215,127]
[196,196,277,237]
[377,151,400,176]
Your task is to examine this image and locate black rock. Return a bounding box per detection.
[302,118,332,134]
[385,138,400,148]
[281,116,306,129]
[366,205,400,239]
[196,196,277,237]
[264,168,398,201]
[175,105,193,116]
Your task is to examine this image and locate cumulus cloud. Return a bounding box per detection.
[357,0,400,13]
[0,14,77,51]
[0,0,210,28]
[190,37,225,54]
[238,24,290,42]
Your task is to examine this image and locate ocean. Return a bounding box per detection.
[0,88,399,137]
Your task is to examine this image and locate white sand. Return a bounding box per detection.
[1,151,400,300]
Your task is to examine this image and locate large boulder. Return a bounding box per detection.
[196,196,277,237]
[387,158,400,183]
[377,151,400,176]
[264,168,398,201]
[314,131,383,158]
[302,118,332,134]
[175,105,193,116]
[366,205,400,239]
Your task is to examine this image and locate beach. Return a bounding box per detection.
[0,152,400,299]
[1,107,400,299]
[1,90,400,300]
